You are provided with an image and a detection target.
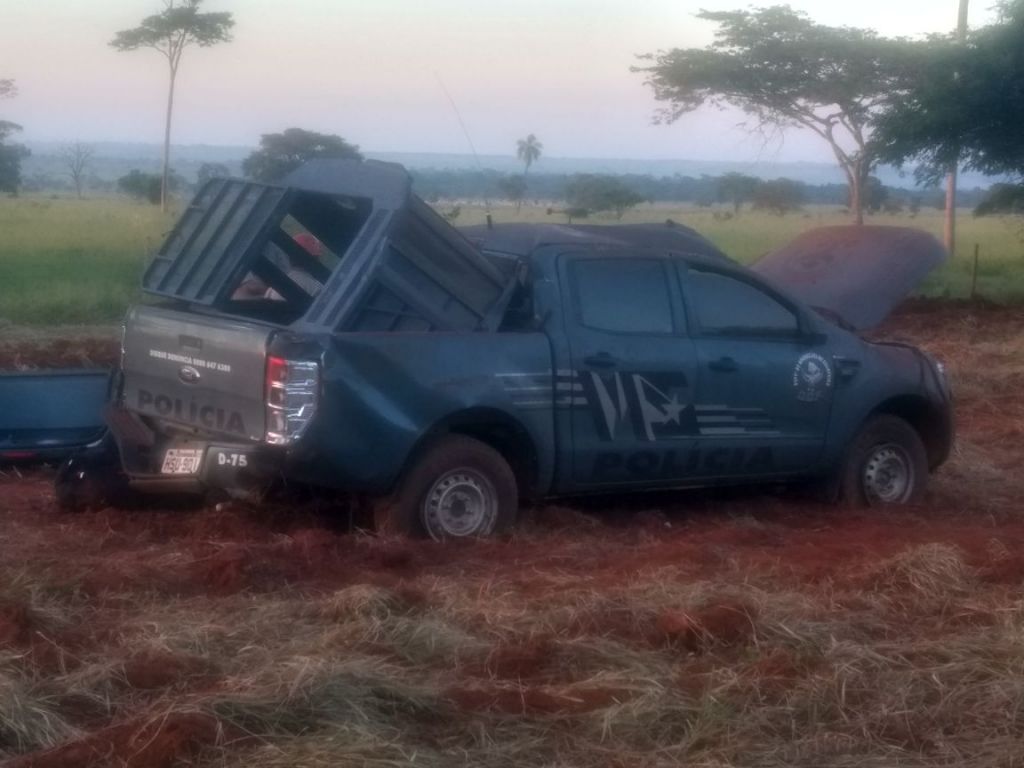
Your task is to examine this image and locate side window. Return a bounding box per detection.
[571,258,675,334]
[686,268,799,336]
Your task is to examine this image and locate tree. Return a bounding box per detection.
[875,2,1024,184]
[751,178,804,215]
[118,169,180,204]
[864,176,889,213]
[565,174,645,219]
[60,142,94,198]
[242,128,363,183]
[111,1,234,212]
[716,172,760,213]
[0,122,29,197]
[974,183,1024,216]
[197,161,230,186]
[516,134,543,175]
[636,6,917,225]
[497,175,528,211]
[0,79,29,197]
[546,205,590,224]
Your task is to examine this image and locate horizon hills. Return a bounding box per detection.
[21,140,1001,191]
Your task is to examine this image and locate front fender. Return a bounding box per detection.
[823,341,953,473]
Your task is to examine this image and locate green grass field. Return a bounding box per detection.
[0,198,173,326]
[1,196,1022,326]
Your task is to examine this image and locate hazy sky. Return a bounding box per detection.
[0,0,999,163]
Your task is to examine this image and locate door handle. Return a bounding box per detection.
[708,356,738,372]
[834,356,861,380]
[583,352,618,369]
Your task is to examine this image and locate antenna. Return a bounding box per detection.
[435,72,493,228]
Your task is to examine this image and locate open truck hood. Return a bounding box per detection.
[752,226,947,330]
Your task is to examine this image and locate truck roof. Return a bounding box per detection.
[459,222,731,263]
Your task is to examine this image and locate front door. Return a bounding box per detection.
[679,264,834,480]
[559,252,700,489]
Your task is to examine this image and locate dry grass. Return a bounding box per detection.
[4,304,1024,766]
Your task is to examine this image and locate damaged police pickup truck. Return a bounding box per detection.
[72,159,953,538]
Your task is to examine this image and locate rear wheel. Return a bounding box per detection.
[374,435,518,540]
[839,415,928,506]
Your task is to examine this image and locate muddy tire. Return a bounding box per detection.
[839,415,929,506]
[374,435,518,540]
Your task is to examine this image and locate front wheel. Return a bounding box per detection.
[839,415,929,506]
[374,435,518,540]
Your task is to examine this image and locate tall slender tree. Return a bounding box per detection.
[111,1,234,212]
[516,134,543,175]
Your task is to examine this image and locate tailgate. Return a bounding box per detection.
[121,305,273,442]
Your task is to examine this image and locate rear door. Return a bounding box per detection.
[558,251,700,488]
[678,264,834,479]
[121,305,274,443]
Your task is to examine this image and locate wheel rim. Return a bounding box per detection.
[422,468,498,539]
[862,443,915,503]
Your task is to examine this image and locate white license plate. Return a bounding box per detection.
[161,448,203,475]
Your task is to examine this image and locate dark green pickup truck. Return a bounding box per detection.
[73,160,953,538]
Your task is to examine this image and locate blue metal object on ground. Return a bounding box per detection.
[0,369,110,461]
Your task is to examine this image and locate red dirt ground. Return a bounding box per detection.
[2,299,1024,765]
[0,337,118,370]
[8,713,224,768]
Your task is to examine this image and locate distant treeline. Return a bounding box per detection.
[19,161,993,210]
[409,169,989,210]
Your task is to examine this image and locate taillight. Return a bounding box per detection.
[265,355,320,445]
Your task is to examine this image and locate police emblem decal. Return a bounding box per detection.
[792,352,832,402]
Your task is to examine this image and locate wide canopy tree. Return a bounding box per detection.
[565,174,645,219]
[874,0,1024,184]
[636,6,917,224]
[242,128,363,183]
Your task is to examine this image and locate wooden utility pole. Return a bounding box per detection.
[944,0,970,256]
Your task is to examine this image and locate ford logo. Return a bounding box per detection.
[178,365,201,384]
